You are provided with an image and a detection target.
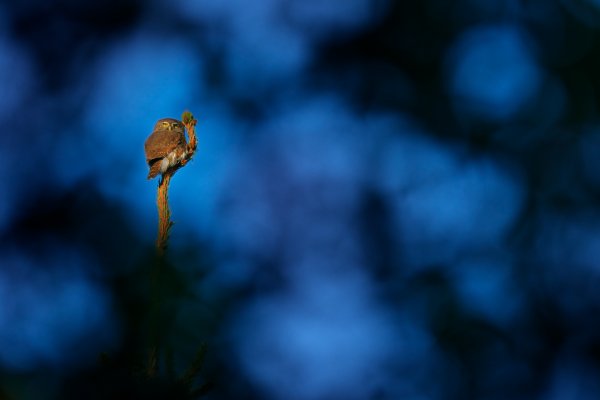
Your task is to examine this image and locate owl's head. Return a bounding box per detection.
[154,118,184,132]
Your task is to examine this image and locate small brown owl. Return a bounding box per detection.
[144,118,188,179]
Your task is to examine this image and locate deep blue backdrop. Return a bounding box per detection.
[2,1,600,399]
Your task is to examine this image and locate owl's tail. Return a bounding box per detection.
[147,160,162,179]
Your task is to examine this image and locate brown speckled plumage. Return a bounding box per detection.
[144,118,186,179]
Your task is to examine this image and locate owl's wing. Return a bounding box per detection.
[144,129,186,163]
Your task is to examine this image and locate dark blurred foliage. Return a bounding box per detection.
[3,0,600,399]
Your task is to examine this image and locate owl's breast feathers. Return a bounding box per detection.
[145,127,186,179]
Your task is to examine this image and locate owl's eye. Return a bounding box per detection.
[162,121,170,127]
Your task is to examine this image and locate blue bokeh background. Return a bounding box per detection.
[2,0,600,398]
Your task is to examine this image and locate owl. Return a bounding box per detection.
[144,118,188,179]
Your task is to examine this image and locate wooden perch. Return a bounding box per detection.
[155,111,198,256]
